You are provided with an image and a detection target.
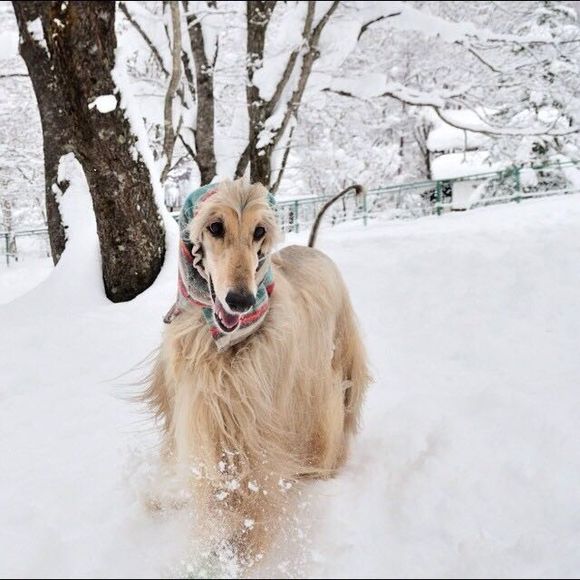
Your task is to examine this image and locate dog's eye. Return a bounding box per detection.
[208,221,224,237]
[253,226,266,241]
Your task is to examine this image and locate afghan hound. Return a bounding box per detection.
[144,179,369,569]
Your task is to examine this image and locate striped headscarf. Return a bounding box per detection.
[164,183,275,352]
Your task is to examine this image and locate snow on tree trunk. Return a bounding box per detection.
[13,1,166,302]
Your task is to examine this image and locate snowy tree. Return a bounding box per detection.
[293,1,580,196]
[6,0,580,258]
[238,1,341,189]
[0,27,45,238]
[13,1,166,301]
[117,1,218,185]
[117,1,376,192]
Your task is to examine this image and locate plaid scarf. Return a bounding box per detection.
[164,183,275,352]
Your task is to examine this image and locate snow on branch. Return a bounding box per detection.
[387,3,577,46]
[325,79,580,138]
[266,2,315,117]
[268,1,340,150]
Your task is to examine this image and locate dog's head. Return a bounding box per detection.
[189,179,280,333]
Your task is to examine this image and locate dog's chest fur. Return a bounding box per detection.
[161,247,344,477]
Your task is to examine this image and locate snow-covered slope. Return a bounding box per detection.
[0,257,52,305]
[1,195,580,578]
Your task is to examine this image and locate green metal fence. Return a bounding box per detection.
[3,159,579,265]
[0,228,50,266]
[274,159,580,233]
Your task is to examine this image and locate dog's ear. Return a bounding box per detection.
[188,197,215,244]
[245,183,281,251]
[260,205,282,253]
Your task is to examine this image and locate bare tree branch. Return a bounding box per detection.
[119,2,167,76]
[168,152,189,174]
[179,132,197,161]
[271,125,295,194]
[357,12,401,41]
[235,144,251,179]
[456,41,503,74]
[180,48,196,102]
[120,0,191,142]
[270,0,339,152]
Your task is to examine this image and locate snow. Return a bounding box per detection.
[551,153,580,190]
[325,73,390,100]
[253,2,307,102]
[186,1,220,66]
[314,16,360,73]
[0,28,18,56]
[431,151,503,180]
[25,17,47,54]
[562,164,580,189]
[51,152,106,303]
[391,3,490,43]
[427,109,491,152]
[257,106,286,149]
[88,94,118,114]
[0,257,52,305]
[2,194,580,577]
[387,2,559,45]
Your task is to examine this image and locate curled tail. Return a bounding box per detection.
[307,184,365,248]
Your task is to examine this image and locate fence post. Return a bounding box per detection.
[436,180,442,215]
[294,200,299,233]
[4,233,9,266]
[363,190,368,226]
[513,166,521,203]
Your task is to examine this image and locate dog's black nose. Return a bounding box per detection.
[225,289,256,312]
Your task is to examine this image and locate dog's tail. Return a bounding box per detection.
[307,184,366,248]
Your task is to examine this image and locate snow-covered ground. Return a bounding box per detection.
[1,195,580,578]
[0,257,53,305]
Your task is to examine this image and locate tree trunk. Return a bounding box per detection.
[414,122,432,180]
[160,0,183,184]
[12,1,71,264]
[14,1,166,302]
[184,1,218,185]
[243,1,336,189]
[246,1,276,186]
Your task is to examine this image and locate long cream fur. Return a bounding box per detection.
[144,180,370,565]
